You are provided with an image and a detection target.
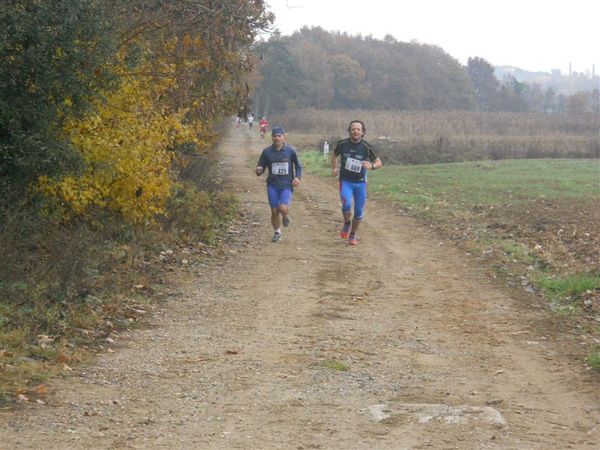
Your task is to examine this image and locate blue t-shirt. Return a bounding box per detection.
[257,144,303,189]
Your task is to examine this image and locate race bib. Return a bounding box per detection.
[345,157,363,173]
[272,162,289,175]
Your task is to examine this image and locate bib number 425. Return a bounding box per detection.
[272,162,289,175]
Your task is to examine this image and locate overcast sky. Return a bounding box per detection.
[265,0,598,76]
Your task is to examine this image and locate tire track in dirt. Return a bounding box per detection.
[1,125,599,449]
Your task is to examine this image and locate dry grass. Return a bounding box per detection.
[272,108,599,137]
[272,109,599,163]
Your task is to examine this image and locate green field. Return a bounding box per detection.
[302,152,600,211]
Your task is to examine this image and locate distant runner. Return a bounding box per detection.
[256,126,303,242]
[259,117,269,140]
[331,120,382,245]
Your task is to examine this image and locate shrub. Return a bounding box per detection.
[165,183,237,244]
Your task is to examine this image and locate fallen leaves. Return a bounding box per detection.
[37,335,55,349]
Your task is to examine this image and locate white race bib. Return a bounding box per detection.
[345,157,363,173]
[272,162,289,175]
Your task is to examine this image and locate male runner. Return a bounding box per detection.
[256,126,302,242]
[331,120,382,245]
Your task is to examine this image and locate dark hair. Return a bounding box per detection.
[347,120,366,135]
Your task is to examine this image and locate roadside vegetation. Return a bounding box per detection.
[0,0,271,405]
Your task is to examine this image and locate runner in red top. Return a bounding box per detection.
[259,117,269,140]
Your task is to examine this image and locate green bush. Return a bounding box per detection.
[0,0,118,196]
[165,183,237,244]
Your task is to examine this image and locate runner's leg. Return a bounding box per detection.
[271,207,281,230]
[279,189,292,227]
[339,180,353,238]
[350,182,367,234]
[267,184,282,231]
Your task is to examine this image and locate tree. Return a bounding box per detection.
[466,57,500,111]
[289,40,334,109]
[566,92,591,116]
[415,44,475,110]
[330,54,370,109]
[254,28,476,112]
[110,0,273,124]
[38,0,273,223]
[1,0,273,223]
[498,75,528,112]
[0,0,118,198]
[543,87,558,113]
[255,38,305,113]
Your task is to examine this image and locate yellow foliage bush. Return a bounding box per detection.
[166,182,237,244]
[38,70,200,224]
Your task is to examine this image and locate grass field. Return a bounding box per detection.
[304,153,599,208]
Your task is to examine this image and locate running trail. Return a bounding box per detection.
[2,125,599,449]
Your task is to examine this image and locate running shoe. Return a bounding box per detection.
[340,222,351,239]
[271,232,282,243]
[282,215,290,227]
[348,234,358,245]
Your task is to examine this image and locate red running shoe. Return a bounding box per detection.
[340,222,351,239]
[348,234,358,245]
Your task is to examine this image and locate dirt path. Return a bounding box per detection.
[2,126,600,449]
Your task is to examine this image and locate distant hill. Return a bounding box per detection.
[494,65,599,95]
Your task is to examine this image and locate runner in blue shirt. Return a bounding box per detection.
[256,126,303,242]
[331,120,382,245]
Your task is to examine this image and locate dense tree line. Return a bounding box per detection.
[1,0,271,212]
[254,27,474,113]
[253,27,599,117]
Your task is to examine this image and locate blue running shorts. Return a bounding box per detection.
[267,183,292,208]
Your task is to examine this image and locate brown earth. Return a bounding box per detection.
[1,126,600,449]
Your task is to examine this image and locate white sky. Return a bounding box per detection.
[265,0,598,76]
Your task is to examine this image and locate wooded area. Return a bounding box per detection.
[253,27,600,117]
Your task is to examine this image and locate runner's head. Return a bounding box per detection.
[271,126,285,136]
[271,126,285,148]
[348,120,365,142]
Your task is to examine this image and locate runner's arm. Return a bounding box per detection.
[331,145,340,176]
[256,152,267,176]
[293,151,303,179]
[363,157,382,170]
[365,143,382,170]
[292,151,302,186]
